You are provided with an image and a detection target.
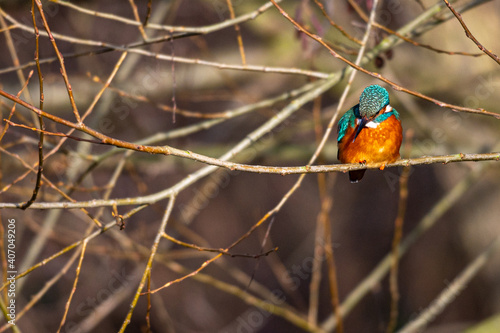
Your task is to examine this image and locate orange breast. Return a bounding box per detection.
[338,115,402,164]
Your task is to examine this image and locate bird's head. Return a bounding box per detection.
[353,85,390,142]
[359,84,390,118]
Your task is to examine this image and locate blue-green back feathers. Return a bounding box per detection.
[374,108,399,123]
[337,105,358,142]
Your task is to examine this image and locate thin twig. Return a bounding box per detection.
[0,7,36,125]
[128,0,148,41]
[118,196,176,333]
[313,0,362,45]
[162,260,324,332]
[54,79,323,204]
[269,0,500,118]
[2,87,499,184]
[4,120,113,145]
[0,205,147,296]
[347,0,483,57]
[143,0,153,27]
[0,243,82,332]
[321,163,491,331]
[322,193,342,333]
[0,41,329,80]
[145,270,152,332]
[314,0,382,328]
[56,240,88,333]
[0,146,103,228]
[397,236,500,333]
[162,232,278,258]
[245,216,276,290]
[20,2,45,210]
[0,71,33,142]
[144,0,384,325]
[170,32,177,123]
[2,2,326,81]
[1,149,497,211]
[442,0,500,64]
[226,0,247,65]
[387,130,413,333]
[309,92,326,327]
[147,213,278,296]
[82,51,128,120]
[33,0,81,122]
[48,0,283,34]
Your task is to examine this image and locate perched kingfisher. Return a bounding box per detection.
[337,85,402,183]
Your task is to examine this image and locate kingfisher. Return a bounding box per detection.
[337,84,402,183]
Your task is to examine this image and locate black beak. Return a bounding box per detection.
[353,117,369,143]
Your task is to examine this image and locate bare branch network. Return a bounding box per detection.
[2,87,499,178]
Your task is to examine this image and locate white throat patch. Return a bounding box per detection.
[365,121,379,128]
[356,118,379,128]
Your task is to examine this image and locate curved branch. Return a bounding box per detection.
[0,1,328,79]
[269,0,500,119]
[397,236,500,333]
[443,0,500,65]
[1,87,498,186]
[0,151,497,210]
[48,0,281,34]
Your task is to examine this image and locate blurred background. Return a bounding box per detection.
[1,0,500,332]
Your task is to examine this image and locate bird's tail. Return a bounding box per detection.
[349,169,366,183]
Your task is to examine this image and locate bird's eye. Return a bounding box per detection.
[375,105,391,118]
